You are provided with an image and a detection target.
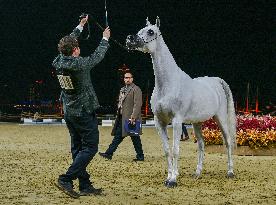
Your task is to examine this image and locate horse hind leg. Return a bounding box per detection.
[214,114,234,178]
[154,116,173,186]
[192,123,205,179]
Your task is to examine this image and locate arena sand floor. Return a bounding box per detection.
[0,124,275,205]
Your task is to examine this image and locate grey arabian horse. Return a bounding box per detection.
[126,17,236,188]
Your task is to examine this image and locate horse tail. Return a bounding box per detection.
[220,79,237,148]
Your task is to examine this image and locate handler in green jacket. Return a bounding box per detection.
[52,15,110,198]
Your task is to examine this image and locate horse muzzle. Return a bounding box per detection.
[126,35,144,50]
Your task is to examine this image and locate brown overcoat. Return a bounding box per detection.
[111,83,143,137]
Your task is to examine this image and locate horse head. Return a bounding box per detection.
[126,17,161,53]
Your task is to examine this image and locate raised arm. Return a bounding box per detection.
[70,15,88,38]
[77,27,111,69]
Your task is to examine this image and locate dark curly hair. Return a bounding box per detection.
[58,36,79,56]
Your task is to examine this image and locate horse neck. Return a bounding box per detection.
[151,37,190,90]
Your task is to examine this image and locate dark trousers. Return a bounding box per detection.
[105,116,144,160]
[59,110,99,190]
[181,123,189,137]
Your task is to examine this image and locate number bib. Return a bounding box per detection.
[57,75,74,90]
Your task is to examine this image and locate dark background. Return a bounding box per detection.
[0,0,274,114]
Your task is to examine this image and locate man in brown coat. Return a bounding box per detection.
[99,72,144,161]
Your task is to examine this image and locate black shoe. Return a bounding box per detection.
[79,185,103,196]
[180,135,190,141]
[99,152,112,160]
[55,179,80,199]
[181,136,189,141]
[183,136,189,141]
[133,158,144,162]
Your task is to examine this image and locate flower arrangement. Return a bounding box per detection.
[199,115,276,149]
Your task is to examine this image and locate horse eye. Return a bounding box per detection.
[147,29,154,36]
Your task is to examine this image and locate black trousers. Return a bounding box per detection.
[181,123,189,137]
[59,110,99,190]
[105,115,144,160]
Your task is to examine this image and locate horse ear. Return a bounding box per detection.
[156,16,160,28]
[146,17,151,26]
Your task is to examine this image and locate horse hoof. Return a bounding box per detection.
[227,172,235,178]
[165,181,177,188]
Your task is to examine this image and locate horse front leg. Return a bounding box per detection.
[154,116,172,185]
[166,120,182,188]
[192,123,205,179]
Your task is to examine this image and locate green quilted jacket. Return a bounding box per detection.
[52,27,109,116]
